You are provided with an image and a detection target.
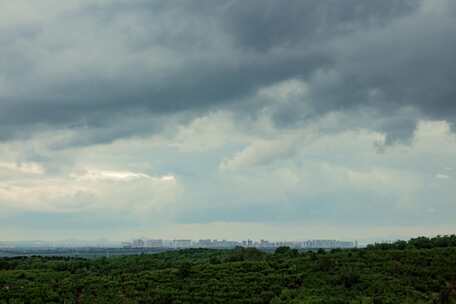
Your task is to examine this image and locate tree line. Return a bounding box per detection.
[0,235,455,303]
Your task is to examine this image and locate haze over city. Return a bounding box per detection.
[1,0,456,244]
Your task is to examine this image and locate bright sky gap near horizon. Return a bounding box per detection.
[0,0,455,243]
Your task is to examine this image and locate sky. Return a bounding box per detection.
[0,0,455,243]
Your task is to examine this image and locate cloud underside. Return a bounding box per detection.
[1,0,456,240]
[1,0,455,143]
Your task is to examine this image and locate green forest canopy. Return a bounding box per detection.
[1,235,456,303]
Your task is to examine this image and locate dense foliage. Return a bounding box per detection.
[367,235,456,250]
[1,236,456,303]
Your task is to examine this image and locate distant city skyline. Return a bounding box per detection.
[0,237,358,249]
[1,222,452,245]
[122,238,357,250]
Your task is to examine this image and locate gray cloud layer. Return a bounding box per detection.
[2,0,455,144]
[4,1,456,241]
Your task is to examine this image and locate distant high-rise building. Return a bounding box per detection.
[173,240,192,248]
[132,239,145,248]
[145,239,163,248]
[198,239,212,247]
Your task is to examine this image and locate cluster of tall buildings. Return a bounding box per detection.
[122,238,357,249]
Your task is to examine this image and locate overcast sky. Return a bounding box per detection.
[1,0,455,242]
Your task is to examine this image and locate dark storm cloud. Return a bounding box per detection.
[2,0,455,143]
[221,0,420,51]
